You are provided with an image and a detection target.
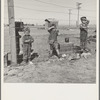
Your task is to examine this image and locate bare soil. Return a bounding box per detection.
[4,27,96,83]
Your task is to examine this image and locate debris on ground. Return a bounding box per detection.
[87,35,96,43]
[62,54,67,58]
[4,28,96,83]
[81,52,91,59]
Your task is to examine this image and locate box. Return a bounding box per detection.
[59,42,74,53]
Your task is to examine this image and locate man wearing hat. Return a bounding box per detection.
[80,16,89,51]
[48,24,60,58]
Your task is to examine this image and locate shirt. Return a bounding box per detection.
[22,35,34,44]
[48,28,59,42]
[80,20,89,31]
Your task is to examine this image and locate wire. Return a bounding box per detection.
[4,5,96,18]
[32,0,76,9]
[5,5,69,14]
[5,0,96,12]
[14,6,69,14]
[32,0,96,12]
[81,9,96,12]
[14,6,97,18]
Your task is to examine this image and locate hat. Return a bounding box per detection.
[80,16,87,21]
[45,19,50,23]
[48,25,55,31]
[24,27,30,32]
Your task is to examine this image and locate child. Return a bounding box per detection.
[22,27,34,64]
[48,24,60,58]
[80,16,89,51]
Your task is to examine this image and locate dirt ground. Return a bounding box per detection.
[4,27,96,83]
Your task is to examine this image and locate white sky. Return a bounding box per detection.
[4,0,97,25]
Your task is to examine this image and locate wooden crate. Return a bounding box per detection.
[59,42,74,53]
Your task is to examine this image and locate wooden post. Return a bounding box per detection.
[76,2,82,27]
[7,0,17,64]
[68,9,71,29]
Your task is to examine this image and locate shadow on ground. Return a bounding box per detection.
[7,52,39,65]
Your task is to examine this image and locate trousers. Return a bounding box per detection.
[80,30,88,49]
[23,44,31,61]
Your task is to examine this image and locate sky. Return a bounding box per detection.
[4,0,97,25]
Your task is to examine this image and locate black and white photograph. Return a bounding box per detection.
[4,0,97,83]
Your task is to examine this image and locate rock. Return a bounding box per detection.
[8,69,18,76]
[21,72,32,79]
[45,60,51,64]
[4,68,10,75]
[76,53,80,59]
[59,58,64,61]
[87,52,91,56]
[81,52,91,59]
[17,73,23,77]
[62,54,67,58]
[23,64,36,72]
[68,56,73,60]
